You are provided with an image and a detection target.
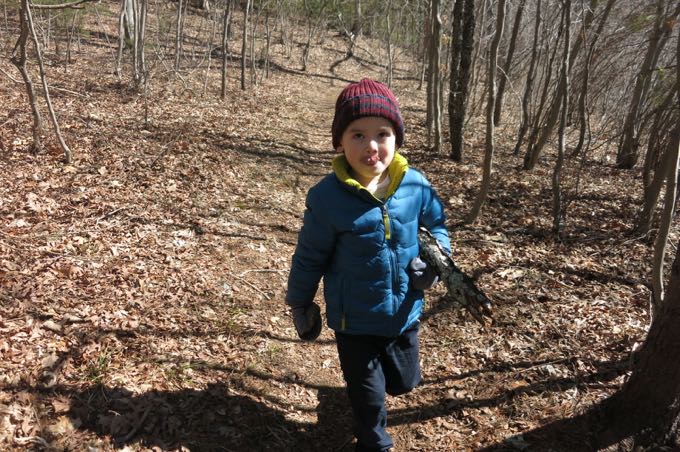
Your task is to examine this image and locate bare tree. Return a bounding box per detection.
[448,0,475,162]
[494,0,525,126]
[220,0,233,99]
[174,0,188,71]
[10,0,96,162]
[617,0,679,169]
[523,0,596,170]
[11,0,42,153]
[552,0,571,238]
[465,0,506,223]
[650,34,680,316]
[512,0,540,156]
[635,90,676,235]
[241,0,250,90]
[427,0,442,151]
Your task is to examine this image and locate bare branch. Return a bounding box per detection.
[30,0,98,10]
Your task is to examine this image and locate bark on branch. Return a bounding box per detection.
[418,227,493,325]
[30,0,98,9]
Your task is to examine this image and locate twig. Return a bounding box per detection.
[96,207,128,224]
[237,269,287,277]
[149,140,178,168]
[0,66,20,83]
[117,404,151,443]
[30,0,98,9]
[227,272,272,300]
[49,85,89,98]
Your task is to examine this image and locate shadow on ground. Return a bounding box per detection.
[69,382,353,451]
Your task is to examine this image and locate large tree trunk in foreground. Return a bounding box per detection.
[595,241,680,448]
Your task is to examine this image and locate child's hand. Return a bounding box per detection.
[409,257,439,290]
[291,303,322,341]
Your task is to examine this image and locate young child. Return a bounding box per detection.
[286,78,450,452]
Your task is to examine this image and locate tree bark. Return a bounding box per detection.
[552,0,571,238]
[596,241,680,447]
[616,0,678,169]
[493,0,525,126]
[220,0,232,100]
[513,0,540,156]
[448,0,474,162]
[465,0,505,224]
[427,0,442,152]
[523,0,596,170]
[11,0,42,153]
[26,0,72,162]
[636,90,676,235]
[240,0,250,90]
[418,228,492,324]
[571,0,616,158]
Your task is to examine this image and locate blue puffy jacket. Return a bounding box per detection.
[286,153,450,337]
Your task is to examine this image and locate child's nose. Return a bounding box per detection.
[368,139,379,153]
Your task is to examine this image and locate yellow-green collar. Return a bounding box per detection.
[332,153,409,200]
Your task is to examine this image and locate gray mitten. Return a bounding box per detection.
[291,303,322,341]
[409,257,439,290]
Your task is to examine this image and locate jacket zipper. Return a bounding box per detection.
[382,205,399,317]
[382,207,391,240]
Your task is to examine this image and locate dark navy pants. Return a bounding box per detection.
[335,322,421,452]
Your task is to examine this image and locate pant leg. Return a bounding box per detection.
[382,322,422,396]
[335,332,393,451]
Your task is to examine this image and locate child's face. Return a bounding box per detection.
[336,116,396,187]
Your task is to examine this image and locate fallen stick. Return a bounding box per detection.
[418,227,493,325]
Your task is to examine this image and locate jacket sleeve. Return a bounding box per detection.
[286,189,336,308]
[418,173,451,254]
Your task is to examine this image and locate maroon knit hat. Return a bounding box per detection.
[331,78,405,149]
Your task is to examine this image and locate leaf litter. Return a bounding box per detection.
[0,4,666,451]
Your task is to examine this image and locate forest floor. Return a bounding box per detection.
[0,4,669,451]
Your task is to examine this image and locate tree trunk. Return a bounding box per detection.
[523,0,596,170]
[241,0,250,90]
[264,9,270,79]
[249,1,257,85]
[595,22,680,448]
[26,0,72,162]
[352,0,362,37]
[220,0,232,99]
[11,0,42,153]
[522,11,562,170]
[571,0,616,158]
[134,0,147,88]
[597,242,680,447]
[513,0,540,156]
[552,0,571,239]
[616,0,677,169]
[116,0,126,78]
[448,0,474,162]
[465,0,505,224]
[651,129,680,318]
[493,0,525,126]
[385,0,393,87]
[174,0,184,71]
[636,90,676,235]
[427,0,442,152]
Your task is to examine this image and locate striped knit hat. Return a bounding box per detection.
[331,78,405,149]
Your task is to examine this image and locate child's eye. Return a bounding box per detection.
[379,131,392,138]
[353,133,364,140]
